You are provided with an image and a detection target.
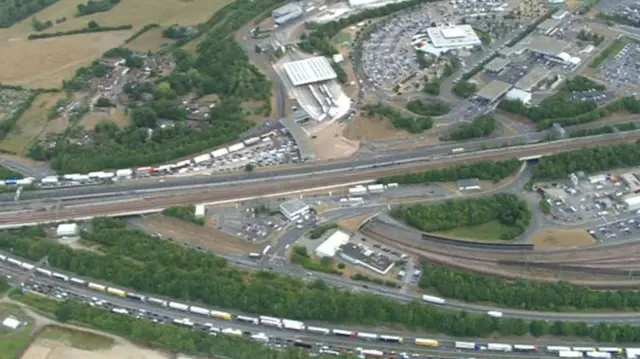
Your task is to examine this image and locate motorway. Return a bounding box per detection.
[0,262,637,358]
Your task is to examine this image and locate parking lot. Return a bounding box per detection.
[596,0,640,26]
[588,216,640,243]
[595,42,640,92]
[360,5,432,91]
[567,90,615,103]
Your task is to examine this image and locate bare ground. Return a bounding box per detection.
[531,229,596,250]
[130,213,262,254]
[81,108,130,130]
[344,112,410,141]
[311,122,359,160]
[337,213,376,232]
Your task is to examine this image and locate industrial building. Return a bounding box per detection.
[515,67,550,92]
[621,173,640,193]
[279,198,310,220]
[484,57,510,73]
[315,230,351,257]
[456,178,481,191]
[415,25,482,56]
[505,88,533,105]
[552,10,569,20]
[272,3,303,25]
[514,35,581,67]
[537,18,561,35]
[281,57,351,122]
[475,80,512,104]
[339,243,395,275]
[622,194,640,212]
[283,57,338,87]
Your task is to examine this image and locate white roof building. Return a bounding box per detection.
[283,57,338,86]
[623,194,640,212]
[315,230,351,257]
[505,88,532,105]
[333,53,344,63]
[56,223,79,237]
[416,25,481,56]
[2,317,20,330]
[280,198,311,220]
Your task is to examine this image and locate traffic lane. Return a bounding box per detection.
[2,133,639,224]
[0,131,554,203]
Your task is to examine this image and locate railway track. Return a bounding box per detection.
[1,134,640,226]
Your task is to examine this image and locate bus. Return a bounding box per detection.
[248,253,261,259]
[451,148,465,154]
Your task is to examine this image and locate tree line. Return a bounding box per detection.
[405,99,450,117]
[77,0,120,16]
[391,194,531,240]
[418,258,640,312]
[124,24,160,44]
[7,219,640,342]
[377,159,522,185]
[0,0,60,28]
[533,141,640,180]
[362,103,433,133]
[32,0,281,173]
[499,80,640,129]
[163,206,204,226]
[577,29,604,46]
[28,21,132,40]
[570,122,638,138]
[0,91,37,142]
[444,115,496,141]
[16,293,346,359]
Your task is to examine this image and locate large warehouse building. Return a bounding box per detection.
[281,56,351,122]
[413,25,481,56]
[514,35,581,67]
[315,230,351,258]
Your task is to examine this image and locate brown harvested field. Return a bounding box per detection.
[344,112,410,141]
[0,92,67,154]
[564,0,580,11]
[81,108,130,130]
[0,0,234,87]
[124,27,174,53]
[311,122,359,160]
[531,229,596,250]
[130,213,263,253]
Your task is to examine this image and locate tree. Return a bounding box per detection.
[131,107,157,128]
[244,163,254,172]
[87,20,99,29]
[94,97,112,108]
[254,44,262,53]
[55,305,72,322]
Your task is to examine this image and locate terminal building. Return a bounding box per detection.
[281,56,351,122]
[475,80,512,104]
[483,57,510,74]
[413,25,482,56]
[514,35,581,67]
[515,66,550,92]
[315,230,351,258]
[279,198,310,220]
[505,88,532,105]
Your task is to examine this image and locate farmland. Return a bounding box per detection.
[0,0,235,88]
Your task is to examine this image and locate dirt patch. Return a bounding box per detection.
[344,112,410,141]
[81,108,130,130]
[21,339,168,359]
[131,213,262,254]
[311,122,359,160]
[565,0,580,11]
[0,92,67,154]
[531,229,596,250]
[337,214,375,232]
[124,28,174,53]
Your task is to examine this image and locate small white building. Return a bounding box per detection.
[333,53,344,63]
[457,178,481,191]
[505,88,532,105]
[194,204,205,218]
[315,230,350,257]
[623,194,640,212]
[280,198,311,220]
[588,174,607,184]
[56,223,78,237]
[2,317,20,330]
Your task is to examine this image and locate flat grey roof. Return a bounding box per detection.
[456,178,479,188]
[476,80,512,102]
[515,67,549,91]
[537,18,561,32]
[273,3,302,17]
[280,117,315,160]
[484,57,509,72]
[340,243,394,272]
[279,198,308,214]
[283,57,337,87]
[525,35,570,56]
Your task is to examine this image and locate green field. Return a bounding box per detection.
[0,304,32,359]
[334,31,352,44]
[433,220,517,241]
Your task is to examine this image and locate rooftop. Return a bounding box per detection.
[522,35,570,56]
[273,3,302,17]
[426,25,481,48]
[515,66,549,91]
[279,198,309,215]
[476,80,512,103]
[456,178,480,188]
[283,57,338,87]
[340,242,394,273]
[316,230,350,257]
[506,88,533,103]
[484,57,510,72]
[537,18,561,33]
